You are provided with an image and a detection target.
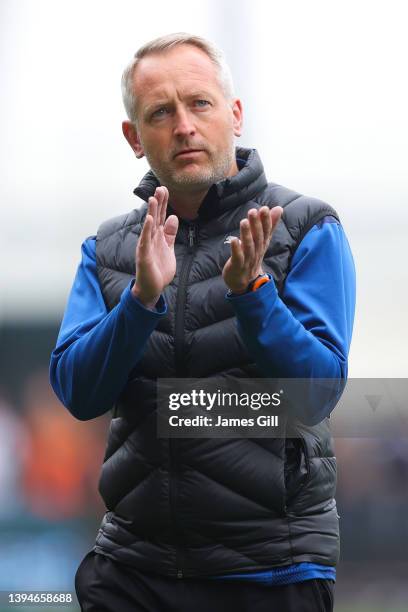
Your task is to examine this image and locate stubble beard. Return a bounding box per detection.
[144,139,236,193]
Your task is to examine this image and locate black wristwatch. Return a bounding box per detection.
[246,273,270,292]
[228,273,270,296]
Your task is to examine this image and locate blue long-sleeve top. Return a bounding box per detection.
[50,216,355,423]
[50,216,355,585]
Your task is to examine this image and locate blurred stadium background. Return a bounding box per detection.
[1,1,407,610]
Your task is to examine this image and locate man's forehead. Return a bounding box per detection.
[132,45,219,95]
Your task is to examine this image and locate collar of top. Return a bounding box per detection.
[133,147,268,222]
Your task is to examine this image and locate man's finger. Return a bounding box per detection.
[271,206,283,229]
[164,214,179,248]
[138,214,153,255]
[248,208,264,255]
[259,206,272,246]
[153,189,163,229]
[148,196,158,232]
[159,186,169,226]
[240,218,255,262]
[230,237,244,267]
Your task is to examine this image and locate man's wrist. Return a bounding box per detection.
[131,282,160,310]
[227,272,270,296]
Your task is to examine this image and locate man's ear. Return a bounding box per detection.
[122,120,145,159]
[231,99,243,137]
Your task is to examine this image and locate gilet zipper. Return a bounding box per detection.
[170,221,198,579]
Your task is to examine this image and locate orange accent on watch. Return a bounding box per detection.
[248,273,270,292]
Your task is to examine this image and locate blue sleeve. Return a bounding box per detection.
[49,237,167,421]
[226,218,356,420]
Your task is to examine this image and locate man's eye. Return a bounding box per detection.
[194,99,210,108]
[151,107,168,119]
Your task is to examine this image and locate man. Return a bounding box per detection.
[50,33,355,611]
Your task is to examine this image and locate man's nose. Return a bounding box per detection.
[173,107,196,137]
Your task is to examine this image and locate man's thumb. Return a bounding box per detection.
[164,215,179,247]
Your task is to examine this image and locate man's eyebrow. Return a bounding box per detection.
[143,100,170,115]
[187,91,213,99]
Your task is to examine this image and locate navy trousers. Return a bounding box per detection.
[75,551,334,612]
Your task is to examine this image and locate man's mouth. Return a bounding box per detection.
[174,149,204,159]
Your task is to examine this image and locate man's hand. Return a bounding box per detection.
[132,186,179,308]
[222,206,283,294]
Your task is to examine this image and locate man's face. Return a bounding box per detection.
[123,44,242,193]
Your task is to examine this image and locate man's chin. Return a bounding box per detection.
[170,168,215,189]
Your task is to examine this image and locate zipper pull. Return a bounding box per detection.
[177,569,184,579]
[188,225,196,248]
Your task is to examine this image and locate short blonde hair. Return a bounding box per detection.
[121,32,235,123]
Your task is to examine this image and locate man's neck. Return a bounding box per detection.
[168,159,240,221]
[168,188,209,221]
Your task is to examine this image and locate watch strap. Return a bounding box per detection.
[227,273,271,297]
[248,273,270,292]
